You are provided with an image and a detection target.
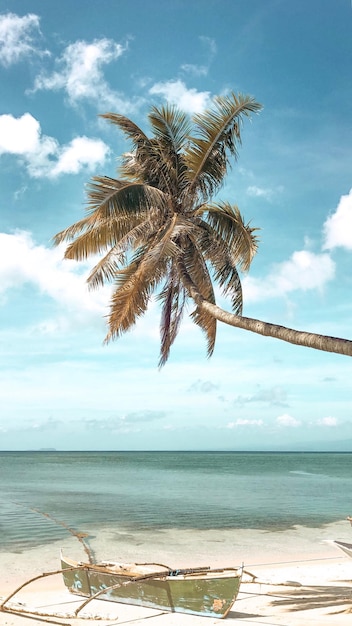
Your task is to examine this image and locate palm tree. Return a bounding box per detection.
[53,93,352,363]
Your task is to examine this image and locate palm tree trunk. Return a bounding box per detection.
[178,260,352,357]
[200,299,352,356]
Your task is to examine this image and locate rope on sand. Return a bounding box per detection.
[11,502,95,563]
[246,555,345,568]
[0,566,119,624]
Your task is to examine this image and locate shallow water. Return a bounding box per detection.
[1,451,351,553]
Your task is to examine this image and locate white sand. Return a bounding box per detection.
[1,521,352,625]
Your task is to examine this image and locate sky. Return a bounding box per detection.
[0,0,352,451]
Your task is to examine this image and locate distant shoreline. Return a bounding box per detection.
[0,449,352,453]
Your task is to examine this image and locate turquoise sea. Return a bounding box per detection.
[0,451,351,554]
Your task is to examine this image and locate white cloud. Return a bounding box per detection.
[181,36,217,76]
[0,12,49,66]
[323,189,352,251]
[247,185,284,201]
[317,416,338,427]
[0,231,109,325]
[243,249,335,303]
[181,63,208,76]
[200,36,217,57]
[231,386,288,407]
[50,136,109,177]
[149,80,211,114]
[0,112,43,154]
[180,63,208,77]
[83,411,167,434]
[227,419,263,427]
[32,38,140,112]
[188,379,218,393]
[276,413,300,427]
[0,113,109,178]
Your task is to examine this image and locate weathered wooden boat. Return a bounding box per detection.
[61,551,242,618]
[333,540,352,559]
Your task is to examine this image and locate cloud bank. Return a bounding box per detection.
[323,189,352,251]
[0,231,109,327]
[0,12,49,66]
[0,113,109,178]
[31,37,142,113]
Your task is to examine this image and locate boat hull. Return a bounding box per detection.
[333,540,352,558]
[61,555,241,618]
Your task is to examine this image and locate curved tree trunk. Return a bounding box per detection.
[178,260,352,357]
[200,299,352,356]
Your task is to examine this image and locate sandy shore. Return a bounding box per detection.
[1,521,352,625]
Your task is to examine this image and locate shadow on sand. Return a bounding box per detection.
[268,583,352,615]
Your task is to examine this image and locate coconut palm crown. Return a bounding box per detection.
[54,93,262,365]
[54,93,352,361]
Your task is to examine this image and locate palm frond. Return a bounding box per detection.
[86,176,167,219]
[87,246,126,290]
[105,242,172,341]
[52,214,99,247]
[185,93,262,199]
[190,305,217,358]
[158,272,186,367]
[63,221,127,261]
[53,178,130,247]
[148,105,190,153]
[99,216,180,295]
[86,216,158,289]
[200,202,259,271]
[212,258,243,314]
[60,178,169,261]
[100,113,149,147]
[100,114,169,187]
[105,268,153,340]
[183,241,217,357]
[186,211,244,314]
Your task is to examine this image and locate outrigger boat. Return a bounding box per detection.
[333,540,352,559]
[61,551,243,619]
[333,517,352,559]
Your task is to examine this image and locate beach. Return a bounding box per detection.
[2,452,352,624]
[1,521,352,626]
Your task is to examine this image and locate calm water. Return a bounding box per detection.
[0,451,351,552]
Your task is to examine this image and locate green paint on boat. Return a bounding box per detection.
[61,553,242,618]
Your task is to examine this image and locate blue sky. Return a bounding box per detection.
[0,0,352,451]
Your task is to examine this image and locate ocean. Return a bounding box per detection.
[1,451,352,557]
